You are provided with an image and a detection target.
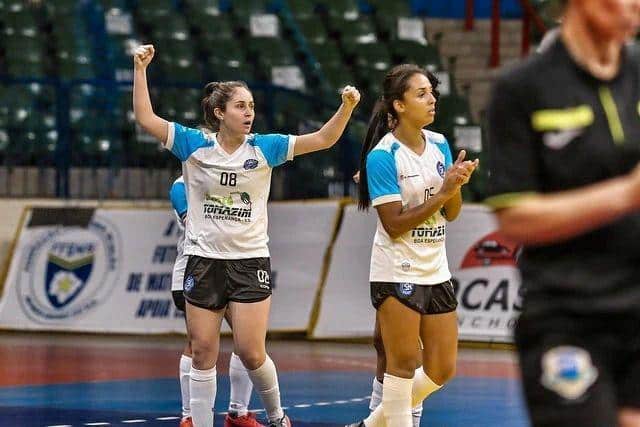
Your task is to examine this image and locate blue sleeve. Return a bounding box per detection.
[436,139,453,170]
[366,150,401,205]
[168,122,211,162]
[251,134,293,168]
[169,181,188,217]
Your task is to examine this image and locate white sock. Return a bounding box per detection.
[229,352,253,416]
[411,403,423,427]
[369,377,383,412]
[410,368,441,407]
[179,355,192,418]
[247,355,284,422]
[381,374,412,427]
[364,368,441,427]
[190,365,217,427]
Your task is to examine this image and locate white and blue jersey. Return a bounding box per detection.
[165,122,296,259]
[367,130,453,285]
[170,176,188,291]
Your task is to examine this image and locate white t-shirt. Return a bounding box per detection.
[366,130,453,285]
[169,176,188,291]
[166,122,296,259]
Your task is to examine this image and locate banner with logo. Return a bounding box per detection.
[312,204,522,343]
[0,202,340,333]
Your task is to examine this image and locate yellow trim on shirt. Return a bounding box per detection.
[531,105,594,132]
[598,86,625,145]
[484,192,537,210]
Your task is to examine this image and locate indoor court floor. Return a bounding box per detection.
[0,333,528,427]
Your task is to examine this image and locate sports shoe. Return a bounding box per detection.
[224,412,265,427]
[179,416,193,427]
[268,414,291,427]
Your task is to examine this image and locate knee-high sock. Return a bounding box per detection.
[381,374,413,427]
[364,368,441,427]
[247,355,284,422]
[229,352,253,416]
[180,355,192,418]
[190,366,217,427]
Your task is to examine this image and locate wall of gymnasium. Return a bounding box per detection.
[0,200,522,342]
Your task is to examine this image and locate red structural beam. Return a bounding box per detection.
[465,0,475,31]
[490,0,500,67]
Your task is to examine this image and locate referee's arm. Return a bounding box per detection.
[485,77,640,245]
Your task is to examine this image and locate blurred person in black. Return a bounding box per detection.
[486,0,640,426]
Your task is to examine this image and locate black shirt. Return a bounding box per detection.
[486,38,640,315]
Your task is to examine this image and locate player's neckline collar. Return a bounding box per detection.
[213,133,248,156]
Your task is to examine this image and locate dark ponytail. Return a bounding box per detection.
[201,80,250,131]
[358,64,438,210]
[357,100,391,210]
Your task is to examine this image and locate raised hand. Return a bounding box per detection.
[440,149,480,196]
[341,85,361,110]
[133,44,155,69]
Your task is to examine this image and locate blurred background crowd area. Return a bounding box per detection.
[0,0,561,200]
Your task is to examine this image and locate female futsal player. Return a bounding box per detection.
[353,67,444,427]
[350,64,478,427]
[134,44,360,427]
[169,176,262,427]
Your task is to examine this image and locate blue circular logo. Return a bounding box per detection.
[436,161,445,178]
[244,159,259,170]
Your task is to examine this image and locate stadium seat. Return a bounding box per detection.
[331,15,377,55]
[149,14,190,41]
[194,14,235,41]
[230,0,270,17]
[368,0,411,16]
[203,39,254,81]
[2,9,38,37]
[317,0,360,20]
[136,0,174,25]
[286,0,315,19]
[390,39,443,71]
[247,37,296,80]
[296,16,329,44]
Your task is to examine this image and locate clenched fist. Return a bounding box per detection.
[341,85,361,110]
[133,44,155,69]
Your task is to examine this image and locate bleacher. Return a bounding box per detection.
[0,0,484,200]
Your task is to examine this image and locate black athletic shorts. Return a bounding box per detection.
[516,311,640,427]
[183,255,272,310]
[370,280,457,315]
[172,290,186,312]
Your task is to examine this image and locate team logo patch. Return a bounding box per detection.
[184,275,195,292]
[244,159,258,170]
[436,161,445,178]
[397,283,415,297]
[540,346,598,400]
[16,215,121,323]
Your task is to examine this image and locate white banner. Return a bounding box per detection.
[0,202,340,334]
[312,204,522,342]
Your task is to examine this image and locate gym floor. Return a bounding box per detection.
[0,333,528,427]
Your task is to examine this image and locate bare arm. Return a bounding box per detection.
[442,189,462,221]
[133,44,169,144]
[294,86,361,156]
[376,151,478,238]
[495,168,640,245]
